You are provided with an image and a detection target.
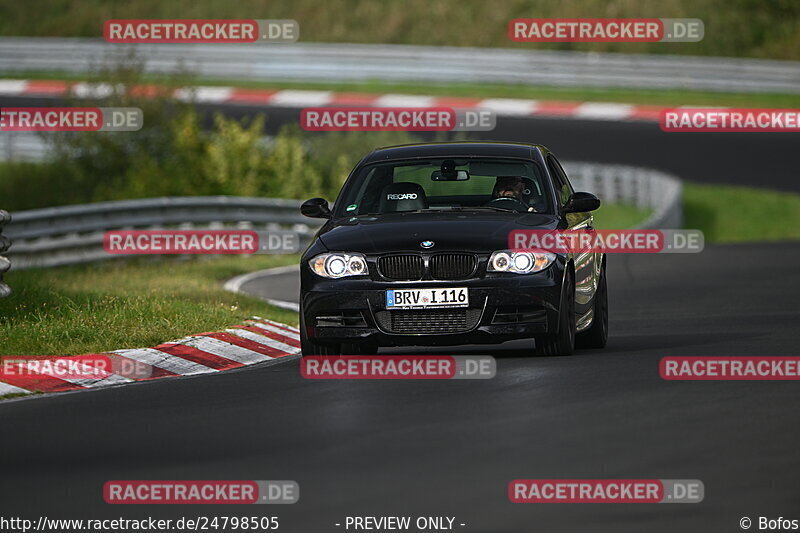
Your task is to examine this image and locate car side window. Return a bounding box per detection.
[546,154,574,207]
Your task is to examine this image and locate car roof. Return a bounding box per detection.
[360,141,547,164]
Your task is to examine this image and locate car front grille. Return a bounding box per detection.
[378,255,424,280]
[378,253,478,281]
[374,308,482,334]
[430,253,477,280]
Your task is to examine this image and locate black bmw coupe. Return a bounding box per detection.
[298,142,607,356]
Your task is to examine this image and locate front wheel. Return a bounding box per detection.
[576,263,608,349]
[300,311,341,355]
[300,311,378,355]
[534,271,576,356]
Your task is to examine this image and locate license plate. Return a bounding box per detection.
[386,288,468,310]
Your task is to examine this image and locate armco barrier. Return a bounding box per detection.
[0,38,798,94]
[3,196,315,269]
[0,210,11,297]
[563,162,683,230]
[3,162,682,270]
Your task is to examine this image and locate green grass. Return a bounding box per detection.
[0,255,299,356]
[1,0,799,60]
[592,204,651,229]
[5,71,800,108]
[683,182,800,243]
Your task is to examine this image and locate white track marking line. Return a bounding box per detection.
[112,348,216,376]
[224,266,301,312]
[262,299,300,312]
[224,265,299,293]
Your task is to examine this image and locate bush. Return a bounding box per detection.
[0,57,471,210]
[0,101,430,211]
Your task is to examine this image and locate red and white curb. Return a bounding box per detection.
[0,79,667,122]
[0,317,300,399]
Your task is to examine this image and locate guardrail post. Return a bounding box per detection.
[0,209,11,297]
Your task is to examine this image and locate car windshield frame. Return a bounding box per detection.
[333,156,554,217]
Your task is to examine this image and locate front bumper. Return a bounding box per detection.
[300,263,565,347]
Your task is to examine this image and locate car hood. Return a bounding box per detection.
[317,212,560,254]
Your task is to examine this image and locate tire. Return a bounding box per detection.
[300,310,376,355]
[534,270,576,356]
[301,336,342,356]
[576,263,608,349]
[300,310,341,355]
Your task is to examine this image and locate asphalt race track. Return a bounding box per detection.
[1,96,799,531]
[1,95,799,192]
[1,242,799,532]
[209,104,800,192]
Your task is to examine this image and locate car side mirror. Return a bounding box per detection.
[564,192,601,213]
[301,197,332,218]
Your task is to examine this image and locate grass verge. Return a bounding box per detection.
[3,72,800,108]
[0,255,299,355]
[592,204,651,229]
[683,183,800,243]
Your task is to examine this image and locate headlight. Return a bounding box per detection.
[487,250,555,274]
[309,253,369,278]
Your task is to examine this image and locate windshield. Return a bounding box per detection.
[335,158,552,216]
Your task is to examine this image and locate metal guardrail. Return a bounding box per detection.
[3,162,682,270]
[563,162,682,229]
[0,38,798,94]
[0,210,11,297]
[0,134,277,163]
[4,197,316,269]
[0,133,49,162]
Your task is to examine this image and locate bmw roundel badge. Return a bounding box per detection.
[420,240,435,249]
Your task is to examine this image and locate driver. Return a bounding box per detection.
[493,176,526,200]
[490,176,536,212]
